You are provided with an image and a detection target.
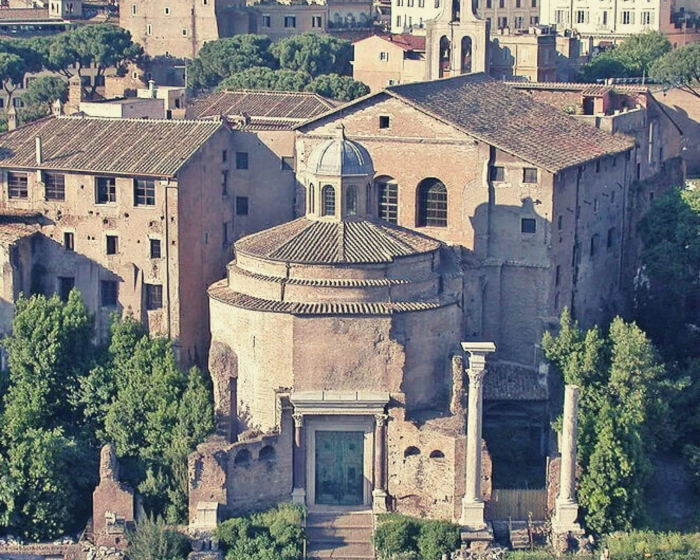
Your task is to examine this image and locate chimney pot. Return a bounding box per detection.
[35,136,42,165]
[7,107,17,131]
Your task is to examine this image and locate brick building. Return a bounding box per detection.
[189,74,683,528]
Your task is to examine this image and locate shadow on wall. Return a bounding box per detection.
[657,90,700,177]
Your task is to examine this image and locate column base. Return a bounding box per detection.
[291,487,306,505]
[372,489,388,512]
[552,500,583,535]
[459,499,486,531]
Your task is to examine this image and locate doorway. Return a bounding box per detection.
[315,431,364,505]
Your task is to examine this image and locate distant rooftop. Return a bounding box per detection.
[0,7,51,21]
[369,33,426,51]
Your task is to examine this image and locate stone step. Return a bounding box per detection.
[307,513,374,529]
[307,541,375,558]
[307,527,374,542]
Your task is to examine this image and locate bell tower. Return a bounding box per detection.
[425,0,489,79]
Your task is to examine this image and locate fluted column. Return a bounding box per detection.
[553,385,583,534]
[373,414,388,511]
[291,413,306,504]
[459,342,496,530]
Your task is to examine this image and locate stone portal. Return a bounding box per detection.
[315,431,365,506]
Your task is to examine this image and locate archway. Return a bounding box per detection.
[461,36,473,74]
[439,36,451,78]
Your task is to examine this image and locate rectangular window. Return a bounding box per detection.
[101,280,118,307]
[96,176,116,204]
[380,51,389,61]
[557,215,563,231]
[284,15,296,27]
[222,170,228,195]
[499,0,504,7]
[498,16,507,27]
[555,265,560,286]
[236,196,249,216]
[164,6,170,14]
[419,0,425,7]
[181,28,188,36]
[150,238,161,259]
[236,152,249,170]
[530,15,539,24]
[64,231,74,251]
[131,3,136,15]
[575,9,589,23]
[641,11,653,24]
[262,14,271,27]
[145,283,163,310]
[522,168,538,183]
[555,9,569,23]
[486,0,492,8]
[281,156,294,171]
[106,235,118,255]
[602,10,608,25]
[58,276,75,302]
[515,16,523,28]
[44,173,65,201]
[490,166,505,182]
[379,115,390,129]
[531,0,536,6]
[622,10,633,24]
[223,221,230,246]
[521,217,536,233]
[396,15,401,26]
[516,0,521,7]
[134,179,155,206]
[312,15,322,27]
[222,149,228,163]
[435,0,439,8]
[8,171,28,199]
[607,227,615,248]
[147,24,152,36]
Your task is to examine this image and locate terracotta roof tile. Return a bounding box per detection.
[374,34,426,51]
[0,222,38,244]
[0,8,50,21]
[192,90,335,128]
[0,116,224,177]
[387,73,635,172]
[235,217,440,264]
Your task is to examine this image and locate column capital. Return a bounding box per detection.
[292,412,304,428]
[461,342,496,374]
[375,414,388,427]
[466,367,487,388]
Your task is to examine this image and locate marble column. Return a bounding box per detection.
[291,413,306,504]
[373,414,388,512]
[553,385,583,534]
[459,342,496,530]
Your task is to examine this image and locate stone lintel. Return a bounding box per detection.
[290,390,390,416]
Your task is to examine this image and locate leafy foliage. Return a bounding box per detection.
[215,504,305,560]
[651,43,700,98]
[126,514,189,560]
[580,31,670,81]
[218,66,311,93]
[21,76,68,112]
[270,33,353,76]
[542,310,675,534]
[373,515,460,560]
[306,74,369,101]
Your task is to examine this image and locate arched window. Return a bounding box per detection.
[322,185,335,217]
[259,445,275,461]
[308,184,315,213]
[429,449,445,459]
[234,449,251,465]
[439,36,451,78]
[346,185,357,216]
[404,446,421,457]
[417,178,447,227]
[461,36,472,74]
[376,177,398,224]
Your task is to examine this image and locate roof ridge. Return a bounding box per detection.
[56,115,223,124]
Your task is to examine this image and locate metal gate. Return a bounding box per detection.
[487,489,548,520]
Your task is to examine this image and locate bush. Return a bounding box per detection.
[416,520,460,560]
[604,531,700,559]
[374,515,460,560]
[126,514,189,560]
[374,517,420,558]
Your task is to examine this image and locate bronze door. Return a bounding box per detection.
[315,431,364,505]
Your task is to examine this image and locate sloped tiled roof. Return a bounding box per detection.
[235,217,440,264]
[373,34,426,51]
[0,116,224,177]
[191,90,335,130]
[0,8,50,21]
[387,74,635,172]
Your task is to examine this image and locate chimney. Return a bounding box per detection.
[52,98,63,116]
[66,75,84,115]
[149,80,157,98]
[35,136,42,165]
[7,107,17,131]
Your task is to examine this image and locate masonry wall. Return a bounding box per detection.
[0,237,32,340]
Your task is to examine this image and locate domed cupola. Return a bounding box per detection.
[303,124,375,221]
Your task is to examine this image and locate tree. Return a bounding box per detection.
[651,43,700,98]
[0,53,25,111]
[581,53,631,82]
[270,33,353,77]
[218,66,311,93]
[47,25,143,96]
[21,76,68,113]
[187,35,276,90]
[306,74,369,101]
[126,514,189,560]
[542,310,673,533]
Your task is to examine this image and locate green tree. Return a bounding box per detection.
[270,33,353,77]
[580,31,670,81]
[0,53,25,111]
[126,514,189,560]
[21,75,68,113]
[47,25,143,96]
[542,310,673,534]
[187,35,276,90]
[218,66,311,93]
[581,52,632,82]
[306,74,369,101]
[651,42,700,98]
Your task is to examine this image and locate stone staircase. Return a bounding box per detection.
[306,509,375,560]
[508,520,531,550]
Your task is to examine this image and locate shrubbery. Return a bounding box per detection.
[126,514,189,560]
[373,514,460,560]
[215,503,305,560]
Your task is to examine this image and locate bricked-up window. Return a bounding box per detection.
[150,238,161,258]
[134,179,155,206]
[58,276,74,302]
[96,176,116,204]
[417,178,447,228]
[521,217,536,233]
[145,283,163,310]
[522,168,538,184]
[379,115,390,128]
[236,151,249,170]
[377,180,398,224]
[8,172,28,199]
[101,280,118,307]
[106,235,118,255]
[236,196,249,216]
[322,185,336,217]
[44,173,65,201]
[490,166,505,182]
[64,231,74,251]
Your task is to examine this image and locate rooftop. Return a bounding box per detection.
[0,116,224,177]
[235,217,441,264]
[507,81,651,95]
[367,33,426,51]
[300,73,636,172]
[0,8,51,21]
[191,90,335,130]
